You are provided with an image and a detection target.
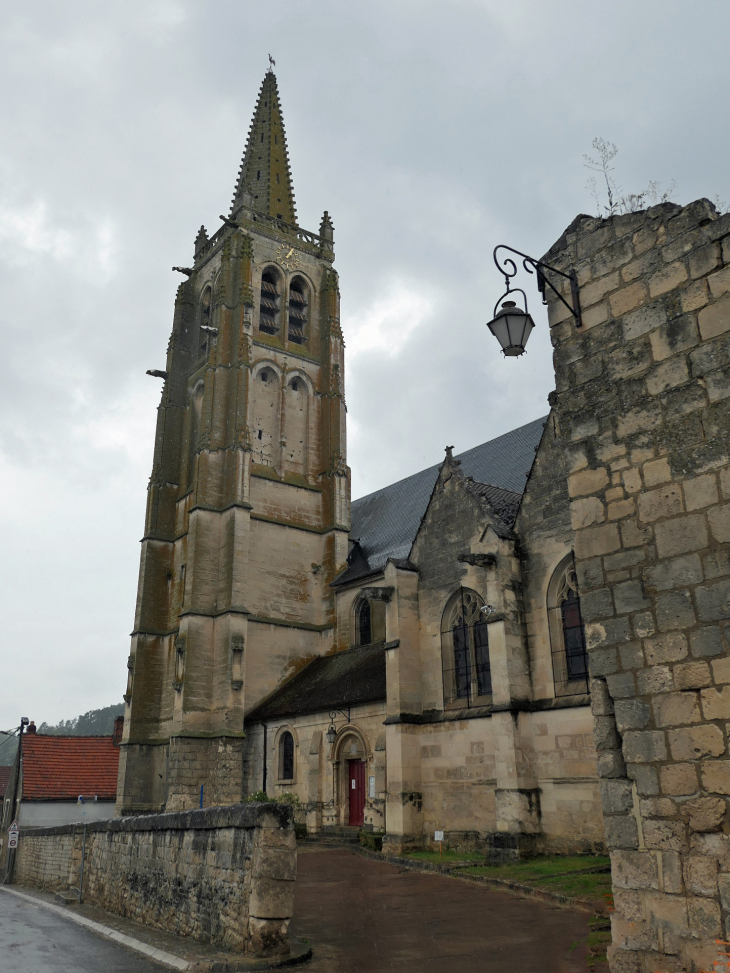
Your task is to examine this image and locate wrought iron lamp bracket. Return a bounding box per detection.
[329,707,351,725]
[493,245,582,328]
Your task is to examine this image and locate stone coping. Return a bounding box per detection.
[17,801,293,837]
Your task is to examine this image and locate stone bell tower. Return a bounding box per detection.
[116,70,350,814]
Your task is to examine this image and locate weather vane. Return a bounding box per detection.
[268,54,276,70]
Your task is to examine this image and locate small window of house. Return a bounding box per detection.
[279,731,294,781]
[288,277,309,345]
[259,269,281,336]
[548,555,589,697]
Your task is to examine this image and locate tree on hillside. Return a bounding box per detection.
[38,703,124,736]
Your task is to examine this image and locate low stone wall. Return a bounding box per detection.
[13,803,295,957]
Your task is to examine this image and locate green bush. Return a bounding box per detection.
[294,823,308,840]
[243,791,301,807]
[359,830,384,852]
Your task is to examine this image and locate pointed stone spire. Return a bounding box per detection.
[229,70,297,225]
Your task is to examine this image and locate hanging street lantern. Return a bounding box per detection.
[486,244,582,356]
[326,722,337,746]
[487,296,535,357]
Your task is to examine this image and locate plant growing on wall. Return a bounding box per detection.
[584,137,677,217]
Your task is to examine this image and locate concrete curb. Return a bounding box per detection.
[0,886,312,971]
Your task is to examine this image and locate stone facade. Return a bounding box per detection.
[542,199,730,972]
[13,803,296,957]
[120,69,606,858]
[117,70,349,814]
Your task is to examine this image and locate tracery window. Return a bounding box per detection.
[259,268,281,336]
[279,731,294,781]
[288,277,309,345]
[441,588,492,708]
[548,555,589,696]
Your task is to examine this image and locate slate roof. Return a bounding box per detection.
[335,416,547,585]
[21,734,120,802]
[246,643,387,722]
[0,766,11,799]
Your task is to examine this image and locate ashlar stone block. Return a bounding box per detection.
[649,314,699,362]
[611,849,659,890]
[646,554,703,592]
[700,686,730,721]
[614,699,651,732]
[668,725,725,761]
[660,763,698,796]
[699,294,730,341]
[673,661,711,690]
[683,856,718,897]
[644,632,688,665]
[684,474,719,512]
[568,466,609,498]
[655,590,696,632]
[649,261,688,298]
[653,691,701,728]
[623,730,668,763]
[655,514,709,558]
[701,760,730,796]
[708,503,730,542]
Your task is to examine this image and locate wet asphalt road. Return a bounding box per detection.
[0,891,161,973]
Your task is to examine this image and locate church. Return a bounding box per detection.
[116,69,603,858]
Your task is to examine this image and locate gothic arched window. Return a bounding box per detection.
[288,277,309,345]
[440,588,492,708]
[259,268,281,336]
[353,595,386,647]
[358,599,372,646]
[548,555,589,697]
[279,731,294,781]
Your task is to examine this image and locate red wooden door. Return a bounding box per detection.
[348,759,365,826]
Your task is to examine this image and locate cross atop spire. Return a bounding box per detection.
[229,71,297,225]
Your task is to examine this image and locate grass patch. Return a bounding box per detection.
[403,850,486,864]
[457,855,612,901]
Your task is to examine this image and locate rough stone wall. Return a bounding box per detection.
[13,803,295,957]
[544,198,730,973]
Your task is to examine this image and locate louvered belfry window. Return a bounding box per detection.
[288,277,308,344]
[259,269,281,335]
[441,588,492,707]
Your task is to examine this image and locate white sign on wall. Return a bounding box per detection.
[368,776,375,798]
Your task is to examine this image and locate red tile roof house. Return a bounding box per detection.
[11,721,121,828]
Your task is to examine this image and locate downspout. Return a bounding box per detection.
[262,722,267,795]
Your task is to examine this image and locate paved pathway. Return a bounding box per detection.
[0,889,163,973]
[292,847,596,973]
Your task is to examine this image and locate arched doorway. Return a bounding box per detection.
[335,731,368,827]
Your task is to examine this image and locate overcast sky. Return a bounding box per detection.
[1,0,728,730]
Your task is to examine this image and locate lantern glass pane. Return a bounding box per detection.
[488,316,511,350]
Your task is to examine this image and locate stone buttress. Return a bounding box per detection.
[116,70,350,813]
[545,199,730,973]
